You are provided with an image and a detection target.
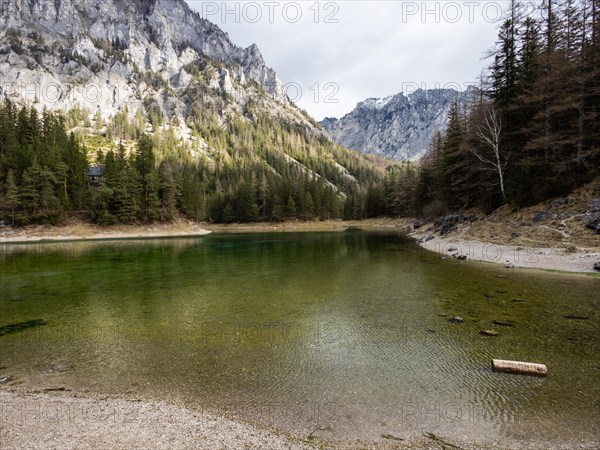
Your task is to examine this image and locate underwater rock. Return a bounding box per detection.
[448,316,464,324]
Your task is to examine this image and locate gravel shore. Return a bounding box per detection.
[0,221,211,244]
[0,220,212,244]
[0,390,312,449]
[411,232,600,273]
[2,390,595,449]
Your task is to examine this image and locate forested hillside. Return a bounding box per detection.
[0,99,386,225]
[384,0,599,216]
[0,0,393,226]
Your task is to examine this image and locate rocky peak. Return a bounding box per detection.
[0,0,284,98]
[322,88,475,161]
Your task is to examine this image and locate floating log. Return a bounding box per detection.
[492,359,547,377]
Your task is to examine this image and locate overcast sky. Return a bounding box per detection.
[186,1,511,121]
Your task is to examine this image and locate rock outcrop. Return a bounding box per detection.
[0,0,297,124]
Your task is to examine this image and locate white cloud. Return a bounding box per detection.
[186,1,506,121]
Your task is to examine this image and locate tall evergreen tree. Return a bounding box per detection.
[2,169,19,225]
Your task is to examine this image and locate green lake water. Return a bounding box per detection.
[1,231,598,446]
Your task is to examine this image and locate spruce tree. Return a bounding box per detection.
[2,169,19,225]
[159,160,178,222]
[285,195,296,218]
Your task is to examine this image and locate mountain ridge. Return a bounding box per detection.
[322,87,476,161]
[0,0,283,96]
[0,0,302,131]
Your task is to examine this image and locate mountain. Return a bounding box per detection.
[0,0,388,225]
[322,88,476,161]
[0,0,294,122]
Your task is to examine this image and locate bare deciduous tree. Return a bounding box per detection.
[470,106,509,201]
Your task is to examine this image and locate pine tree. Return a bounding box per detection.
[257,175,269,218]
[236,181,259,222]
[302,191,315,219]
[63,134,89,210]
[271,194,284,222]
[285,194,296,218]
[111,168,141,223]
[2,169,19,225]
[439,103,471,209]
[39,166,60,222]
[181,164,205,223]
[91,179,115,225]
[490,19,520,114]
[20,158,42,222]
[135,136,160,222]
[159,160,178,222]
[54,161,70,209]
[222,203,236,223]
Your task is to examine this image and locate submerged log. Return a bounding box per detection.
[0,319,48,337]
[480,329,500,336]
[563,314,589,320]
[492,359,547,377]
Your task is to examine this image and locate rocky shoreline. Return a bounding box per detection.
[403,183,600,274]
[410,231,600,273]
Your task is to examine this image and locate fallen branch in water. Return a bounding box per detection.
[381,433,404,441]
[424,432,464,449]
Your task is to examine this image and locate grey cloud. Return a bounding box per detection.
[186,1,504,120]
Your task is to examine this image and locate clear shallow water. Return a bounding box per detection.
[1,231,599,446]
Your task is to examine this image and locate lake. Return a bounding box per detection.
[1,231,598,447]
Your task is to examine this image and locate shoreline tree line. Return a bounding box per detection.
[1,0,598,226]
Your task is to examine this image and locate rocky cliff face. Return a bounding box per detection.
[322,89,475,161]
[0,0,384,200]
[0,0,300,126]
